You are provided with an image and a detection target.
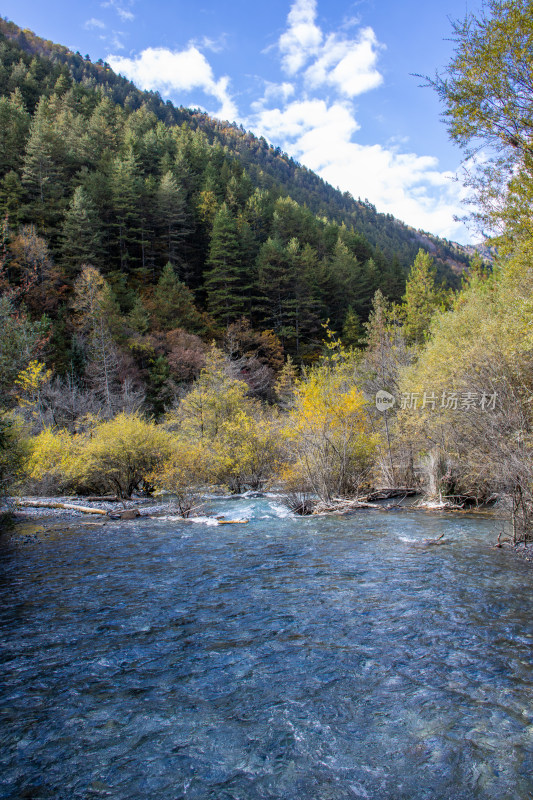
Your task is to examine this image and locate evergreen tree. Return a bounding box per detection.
[84,97,123,164]
[327,238,373,326]
[0,170,23,222]
[342,307,364,348]
[402,249,442,344]
[255,236,292,341]
[204,202,245,325]
[0,88,30,176]
[146,355,173,419]
[109,152,141,272]
[61,186,103,276]
[151,262,204,332]
[128,293,150,335]
[21,96,66,232]
[155,170,188,267]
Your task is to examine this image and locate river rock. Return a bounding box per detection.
[117,508,141,520]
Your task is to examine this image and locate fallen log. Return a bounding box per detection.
[84,495,119,502]
[218,519,249,524]
[312,499,384,514]
[16,500,108,516]
[365,488,419,502]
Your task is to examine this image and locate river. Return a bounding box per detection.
[1,496,532,799]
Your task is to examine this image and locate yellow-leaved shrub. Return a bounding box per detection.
[282,364,379,502]
[80,412,172,498]
[149,437,213,516]
[24,426,81,494]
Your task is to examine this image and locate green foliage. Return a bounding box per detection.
[61,186,103,275]
[427,0,533,248]
[0,294,47,406]
[0,411,26,496]
[204,203,246,325]
[169,344,248,440]
[150,262,204,333]
[402,249,446,345]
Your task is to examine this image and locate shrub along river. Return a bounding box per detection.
[1,496,532,799]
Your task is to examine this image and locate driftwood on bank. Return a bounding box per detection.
[365,488,419,502]
[312,498,384,515]
[16,500,108,516]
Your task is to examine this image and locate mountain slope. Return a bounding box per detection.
[0,17,472,282]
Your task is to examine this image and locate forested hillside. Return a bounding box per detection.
[0,17,417,368]
[0,19,470,267]
[6,2,533,547]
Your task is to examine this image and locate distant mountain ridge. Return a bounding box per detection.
[0,17,477,282]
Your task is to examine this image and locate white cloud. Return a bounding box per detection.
[278,0,382,98]
[107,32,126,51]
[254,98,358,144]
[107,46,238,121]
[85,18,106,30]
[305,27,383,97]
[250,0,469,240]
[101,0,134,22]
[117,8,134,22]
[250,97,468,240]
[251,81,295,112]
[279,0,323,75]
[191,34,228,54]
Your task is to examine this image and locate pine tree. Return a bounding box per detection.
[204,203,245,325]
[0,171,23,222]
[0,89,30,176]
[402,249,441,344]
[155,171,188,267]
[286,238,321,357]
[342,307,364,348]
[255,236,292,339]
[21,96,66,232]
[109,152,142,272]
[151,262,204,332]
[61,186,103,277]
[84,97,123,164]
[323,238,378,327]
[128,293,150,335]
[146,355,172,419]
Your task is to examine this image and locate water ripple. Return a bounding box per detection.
[1,499,532,799]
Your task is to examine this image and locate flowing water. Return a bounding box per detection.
[1,497,532,799]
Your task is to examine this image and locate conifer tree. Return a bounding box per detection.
[204,202,245,325]
[342,307,364,348]
[22,96,65,232]
[402,249,441,344]
[255,236,292,340]
[109,152,141,272]
[61,186,103,276]
[151,262,204,332]
[128,293,150,335]
[156,170,188,267]
[0,89,30,176]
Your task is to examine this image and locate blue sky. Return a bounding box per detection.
[2,0,484,243]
